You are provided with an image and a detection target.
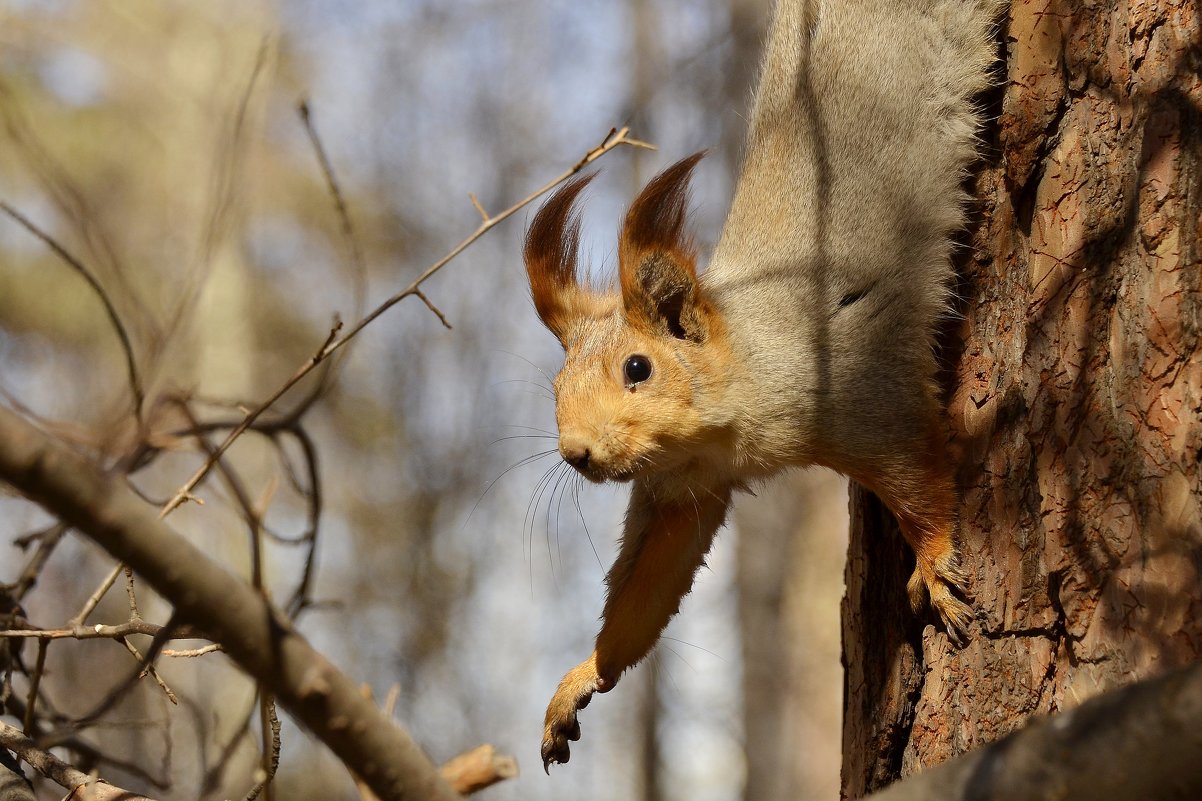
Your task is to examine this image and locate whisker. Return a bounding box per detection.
[464,449,557,528]
[526,460,566,588]
[553,463,575,574]
[491,377,557,395]
[498,424,559,437]
[687,487,703,545]
[494,350,557,391]
[488,433,558,447]
[659,635,728,663]
[525,461,562,590]
[513,388,555,403]
[572,474,603,570]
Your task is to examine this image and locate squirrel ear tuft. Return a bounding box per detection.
[524,173,597,342]
[619,153,710,341]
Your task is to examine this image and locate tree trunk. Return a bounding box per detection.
[842,1,1202,796]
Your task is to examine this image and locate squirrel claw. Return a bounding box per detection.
[541,703,585,772]
[933,591,975,645]
[541,658,601,772]
[908,559,975,645]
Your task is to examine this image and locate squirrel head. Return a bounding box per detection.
[524,153,730,484]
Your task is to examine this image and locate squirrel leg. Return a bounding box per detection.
[541,481,731,771]
[896,506,974,644]
[868,455,975,644]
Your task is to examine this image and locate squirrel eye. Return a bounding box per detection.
[623,355,652,386]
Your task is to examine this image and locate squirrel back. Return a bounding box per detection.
[706,0,1001,478]
[526,0,1003,770]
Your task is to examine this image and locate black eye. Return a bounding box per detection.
[623,355,652,386]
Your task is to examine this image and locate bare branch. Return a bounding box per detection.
[0,619,201,641]
[468,192,488,221]
[297,99,368,317]
[439,745,519,795]
[21,640,46,734]
[0,720,157,801]
[156,125,645,523]
[118,636,177,705]
[413,289,453,330]
[10,524,66,601]
[242,695,281,801]
[161,643,222,658]
[0,406,463,801]
[0,202,144,424]
[69,562,125,629]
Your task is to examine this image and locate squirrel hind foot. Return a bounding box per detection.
[908,560,975,646]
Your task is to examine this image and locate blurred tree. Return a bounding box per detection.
[2,2,781,800]
[842,2,1202,795]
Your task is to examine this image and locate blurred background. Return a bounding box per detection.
[0,2,848,799]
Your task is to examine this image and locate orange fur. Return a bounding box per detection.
[523,173,608,342]
[541,484,730,768]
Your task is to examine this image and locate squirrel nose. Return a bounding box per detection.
[560,437,591,471]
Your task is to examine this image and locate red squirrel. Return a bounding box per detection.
[523,0,1001,770]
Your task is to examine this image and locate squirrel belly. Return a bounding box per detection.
[524,0,1001,771]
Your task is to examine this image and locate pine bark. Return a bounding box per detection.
[842,1,1202,796]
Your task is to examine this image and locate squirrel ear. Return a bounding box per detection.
[619,152,710,341]
[524,173,598,343]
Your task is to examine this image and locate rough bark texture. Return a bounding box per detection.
[865,661,1202,801]
[842,0,1202,796]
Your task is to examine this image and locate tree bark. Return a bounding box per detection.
[864,660,1202,801]
[842,1,1202,796]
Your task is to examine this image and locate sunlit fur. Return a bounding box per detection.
[551,297,735,486]
[525,0,1003,770]
[527,155,747,496]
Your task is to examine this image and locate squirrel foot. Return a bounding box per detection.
[541,656,608,772]
[907,552,974,645]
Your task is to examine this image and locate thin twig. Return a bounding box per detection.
[123,567,138,617]
[0,202,144,424]
[468,192,488,221]
[161,643,223,658]
[119,635,178,705]
[12,523,66,600]
[22,640,47,734]
[61,617,181,734]
[69,562,125,629]
[0,619,202,641]
[242,695,281,801]
[297,99,368,317]
[414,289,453,330]
[156,125,648,521]
[0,720,156,801]
[175,399,268,589]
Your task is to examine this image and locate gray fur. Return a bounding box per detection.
[706,0,1001,478]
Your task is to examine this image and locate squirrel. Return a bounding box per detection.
[523,0,1001,771]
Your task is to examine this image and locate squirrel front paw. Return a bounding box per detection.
[907,552,974,645]
[541,656,607,772]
